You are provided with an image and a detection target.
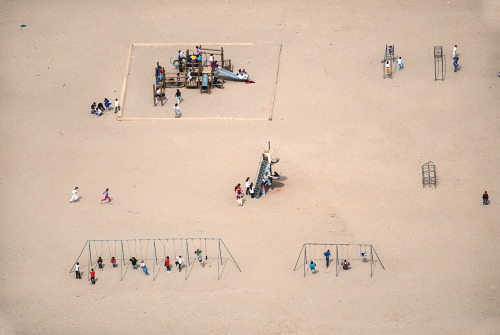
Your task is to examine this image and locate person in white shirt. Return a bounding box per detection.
[114,99,120,114]
[74,262,81,279]
[453,45,457,59]
[70,187,79,203]
[176,256,184,272]
[140,260,149,276]
[397,57,403,71]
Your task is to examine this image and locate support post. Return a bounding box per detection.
[185,239,188,280]
[220,239,241,272]
[293,244,305,271]
[336,245,339,277]
[69,240,88,273]
[88,240,91,281]
[121,240,124,281]
[153,240,157,281]
[370,245,373,277]
[304,245,307,277]
[372,246,385,270]
[218,239,221,281]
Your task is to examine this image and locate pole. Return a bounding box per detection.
[218,239,221,281]
[336,245,338,277]
[185,239,188,280]
[370,245,373,277]
[120,240,123,281]
[293,244,305,271]
[268,141,272,175]
[69,240,88,273]
[153,240,157,281]
[88,240,91,281]
[221,239,241,272]
[303,245,306,277]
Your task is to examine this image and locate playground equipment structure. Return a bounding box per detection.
[434,46,444,81]
[153,46,248,105]
[383,44,395,79]
[253,143,280,198]
[294,243,385,277]
[422,161,437,188]
[70,238,241,281]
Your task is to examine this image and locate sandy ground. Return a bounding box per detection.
[0,0,499,334]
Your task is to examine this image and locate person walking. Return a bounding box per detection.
[397,57,403,71]
[175,89,181,105]
[324,250,331,268]
[100,188,112,204]
[165,256,171,272]
[482,191,489,206]
[453,45,457,59]
[114,99,120,114]
[74,262,81,279]
[174,103,180,118]
[140,260,149,276]
[453,57,460,72]
[90,268,96,285]
[70,187,79,203]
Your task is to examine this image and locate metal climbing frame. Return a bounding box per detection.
[422,161,437,188]
[69,238,241,282]
[434,46,444,81]
[383,44,395,79]
[293,243,385,277]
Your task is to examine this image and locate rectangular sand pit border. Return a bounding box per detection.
[117,43,282,121]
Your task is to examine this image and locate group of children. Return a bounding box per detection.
[75,251,204,284]
[234,171,281,206]
[90,98,120,116]
[69,187,112,204]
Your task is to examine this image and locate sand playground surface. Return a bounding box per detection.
[0,1,499,334]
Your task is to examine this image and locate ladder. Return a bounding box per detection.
[253,154,269,199]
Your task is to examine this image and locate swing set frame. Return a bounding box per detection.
[69,238,241,282]
[293,243,385,277]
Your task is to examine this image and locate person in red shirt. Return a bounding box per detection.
[482,191,489,206]
[90,268,96,285]
[110,257,117,268]
[165,256,171,272]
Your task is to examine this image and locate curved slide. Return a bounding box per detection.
[215,68,248,81]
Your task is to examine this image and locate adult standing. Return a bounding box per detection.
[249,183,255,199]
[100,188,112,204]
[70,187,79,203]
[482,191,489,206]
[324,250,331,268]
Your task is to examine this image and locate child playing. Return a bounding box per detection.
[110,257,117,268]
[97,257,103,271]
[165,256,171,272]
[70,187,79,203]
[74,262,81,279]
[140,260,149,276]
[195,249,203,262]
[99,188,112,204]
[309,261,316,271]
[90,268,96,284]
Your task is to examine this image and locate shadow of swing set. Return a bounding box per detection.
[294,243,385,277]
[70,238,241,282]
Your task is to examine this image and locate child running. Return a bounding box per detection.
[70,187,79,203]
[99,188,112,204]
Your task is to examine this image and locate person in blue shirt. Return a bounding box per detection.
[453,57,460,72]
[103,98,111,112]
[324,250,331,268]
[309,261,316,272]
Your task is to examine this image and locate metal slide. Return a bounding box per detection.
[215,68,248,81]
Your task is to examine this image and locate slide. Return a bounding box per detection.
[215,68,248,81]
